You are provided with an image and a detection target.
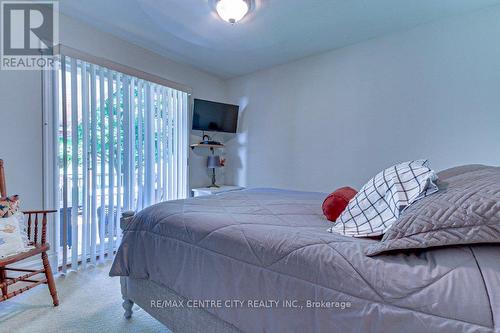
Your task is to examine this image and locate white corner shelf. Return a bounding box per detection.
[190,143,224,149]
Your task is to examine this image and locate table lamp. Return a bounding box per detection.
[207,155,222,188]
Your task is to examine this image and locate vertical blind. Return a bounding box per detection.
[45,55,189,272]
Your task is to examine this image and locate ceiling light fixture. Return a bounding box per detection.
[214,0,251,24]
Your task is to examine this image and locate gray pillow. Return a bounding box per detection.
[365,165,500,256]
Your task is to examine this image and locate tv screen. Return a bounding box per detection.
[192,99,239,133]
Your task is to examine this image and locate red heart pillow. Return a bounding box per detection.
[322,187,357,222]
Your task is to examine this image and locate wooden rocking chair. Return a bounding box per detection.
[0,159,59,306]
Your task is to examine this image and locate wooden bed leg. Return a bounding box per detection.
[122,298,134,319]
[120,213,135,320]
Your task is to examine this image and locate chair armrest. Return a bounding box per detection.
[22,210,57,245]
[22,210,57,215]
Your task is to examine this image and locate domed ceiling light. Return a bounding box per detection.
[214,0,252,24]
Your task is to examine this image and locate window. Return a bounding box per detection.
[44,54,189,272]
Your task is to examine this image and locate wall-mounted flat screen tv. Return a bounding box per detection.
[192,99,239,133]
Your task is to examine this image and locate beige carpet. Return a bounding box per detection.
[0,262,170,333]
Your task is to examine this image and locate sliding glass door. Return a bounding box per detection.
[44,55,189,272]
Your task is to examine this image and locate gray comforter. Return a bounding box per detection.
[110,188,500,333]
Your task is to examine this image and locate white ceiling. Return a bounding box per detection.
[60,0,500,79]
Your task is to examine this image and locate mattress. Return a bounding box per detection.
[110,188,499,333]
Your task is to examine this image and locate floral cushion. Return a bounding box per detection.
[0,195,20,218]
[0,213,29,258]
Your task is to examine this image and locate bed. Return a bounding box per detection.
[110,184,499,332]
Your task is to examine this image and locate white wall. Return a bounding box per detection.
[225,6,500,192]
[0,70,43,209]
[0,14,227,209]
[3,6,500,207]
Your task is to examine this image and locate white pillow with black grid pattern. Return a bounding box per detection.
[328,160,438,237]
